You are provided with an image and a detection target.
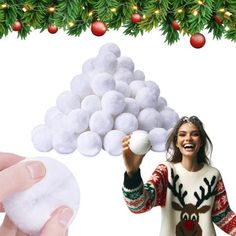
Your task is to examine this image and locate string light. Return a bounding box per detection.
[155,9,160,14]
[198,0,204,5]
[0,3,8,9]
[218,8,225,13]
[47,6,56,13]
[177,8,184,14]
[133,5,138,10]
[88,11,93,16]
[68,22,75,27]
[22,3,32,12]
[110,8,116,12]
[224,11,232,19]
[192,9,199,16]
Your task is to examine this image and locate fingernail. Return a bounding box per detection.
[26,161,46,179]
[58,208,74,227]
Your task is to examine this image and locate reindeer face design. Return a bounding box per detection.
[168,168,217,236]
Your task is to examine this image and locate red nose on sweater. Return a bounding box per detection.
[184,220,194,231]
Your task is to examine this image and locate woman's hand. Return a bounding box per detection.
[0,152,73,236]
[122,135,145,177]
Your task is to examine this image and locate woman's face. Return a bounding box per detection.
[176,122,201,159]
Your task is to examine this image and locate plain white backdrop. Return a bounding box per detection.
[0,26,235,236]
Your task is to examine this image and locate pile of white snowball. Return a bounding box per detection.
[32,43,179,157]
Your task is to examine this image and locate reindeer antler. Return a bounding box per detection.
[168,168,187,206]
[194,176,217,208]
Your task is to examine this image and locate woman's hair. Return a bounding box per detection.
[166,116,212,165]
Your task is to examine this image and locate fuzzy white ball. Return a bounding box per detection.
[156,97,167,111]
[133,70,145,81]
[90,72,115,96]
[2,157,80,235]
[81,95,101,116]
[123,98,140,117]
[160,108,179,130]
[89,111,113,136]
[114,113,138,134]
[31,125,53,152]
[82,58,95,74]
[114,68,134,84]
[149,128,168,152]
[99,43,121,57]
[145,80,160,97]
[101,90,125,116]
[129,130,151,155]
[56,91,81,114]
[77,131,102,157]
[117,56,135,71]
[115,81,131,97]
[103,130,125,156]
[129,80,146,98]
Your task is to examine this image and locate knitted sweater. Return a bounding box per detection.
[122,162,236,236]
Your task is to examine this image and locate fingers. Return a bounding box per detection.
[122,135,131,151]
[0,215,17,235]
[0,161,46,202]
[15,229,28,236]
[0,152,24,171]
[40,207,74,236]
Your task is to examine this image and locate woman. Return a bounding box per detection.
[122,116,236,235]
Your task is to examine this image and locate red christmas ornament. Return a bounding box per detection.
[48,25,58,34]
[172,20,180,30]
[91,21,107,36]
[214,15,223,25]
[190,33,206,49]
[12,20,22,31]
[131,13,142,23]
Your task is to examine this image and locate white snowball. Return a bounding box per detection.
[133,70,145,81]
[115,81,131,97]
[70,74,92,99]
[99,43,121,57]
[160,108,179,130]
[31,125,53,152]
[129,130,151,155]
[81,95,101,116]
[90,72,115,96]
[149,128,168,152]
[129,80,146,97]
[156,97,167,111]
[44,106,61,125]
[77,131,102,157]
[103,130,125,156]
[101,90,125,116]
[89,111,113,136]
[135,87,159,109]
[145,80,160,97]
[117,56,135,71]
[65,109,89,134]
[85,69,100,82]
[114,113,138,134]
[82,58,95,73]
[123,98,140,117]
[52,131,77,154]
[3,157,80,235]
[138,108,162,132]
[56,91,81,114]
[93,51,117,74]
[114,68,134,84]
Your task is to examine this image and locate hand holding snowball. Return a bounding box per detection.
[0,152,73,236]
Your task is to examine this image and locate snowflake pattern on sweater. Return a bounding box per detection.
[122,162,236,236]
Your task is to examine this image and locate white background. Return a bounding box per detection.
[0,27,235,236]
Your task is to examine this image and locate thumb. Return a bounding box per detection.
[0,161,46,202]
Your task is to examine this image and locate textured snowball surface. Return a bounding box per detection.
[156,97,167,111]
[160,108,179,130]
[129,80,146,98]
[123,98,140,117]
[149,128,168,152]
[82,58,95,73]
[101,90,125,116]
[103,130,125,156]
[81,95,101,116]
[31,125,53,152]
[114,68,134,84]
[129,130,151,155]
[2,157,80,235]
[99,43,121,57]
[77,131,102,157]
[114,113,138,134]
[117,56,135,71]
[145,80,160,97]
[133,70,145,81]
[115,81,131,97]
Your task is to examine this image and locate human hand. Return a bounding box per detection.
[122,135,145,177]
[0,152,73,236]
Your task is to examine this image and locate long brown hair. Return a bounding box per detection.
[166,116,212,164]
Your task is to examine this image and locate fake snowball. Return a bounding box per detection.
[90,72,115,96]
[99,43,121,57]
[56,91,81,114]
[149,128,168,152]
[81,95,101,116]
[101,90,125,116]
[114,113,138,134]
[145,80,160,97]
[103,130,125,156]
[31,125,53,152]
[70,74,92,99]
[117,56,135,71]
[160,108,179,130]
[135,87,159,109]
[123,98,140,117]
[65,109,89,134]
[115,81,131,97]
[114,68,134,84]
[129,130,151,155]
[3,157,80,235]
[133,70,145,81]
[52,131,77,154]
[129,80,146,98]
[89,111,113,136]
[138,108,162,132]
[156,97,167,111]
[82,58,95,74]
[77,131,102,157]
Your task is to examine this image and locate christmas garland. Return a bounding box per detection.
[0,0,236,47]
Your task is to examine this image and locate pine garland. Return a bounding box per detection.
[0,0,235,44]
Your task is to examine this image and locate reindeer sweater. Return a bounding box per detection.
[122,162,236,236]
